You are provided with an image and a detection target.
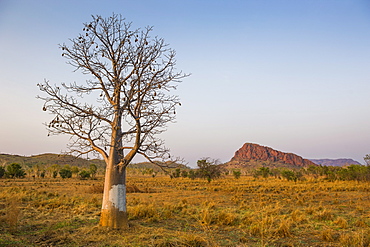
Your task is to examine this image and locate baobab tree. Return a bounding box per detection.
[37,14,189,229]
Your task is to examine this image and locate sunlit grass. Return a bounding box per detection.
[1,175,370,246]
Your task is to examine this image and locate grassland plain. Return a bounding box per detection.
[1,175,370,246]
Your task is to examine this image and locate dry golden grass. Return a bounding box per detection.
[1,175,370,246]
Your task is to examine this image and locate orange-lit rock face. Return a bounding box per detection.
[231,143,316,167]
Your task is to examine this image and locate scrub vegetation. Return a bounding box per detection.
[1,169,370,246]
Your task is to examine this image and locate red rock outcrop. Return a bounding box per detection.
[230,143,316,167]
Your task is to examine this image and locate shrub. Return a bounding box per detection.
[188,170,196,180]
[197,158,223,183]
[260,167,270,178]
[281,169,298,182]
[59,168,72,179]
[181,170,188,178]
[6,163,26,178]
[252,167,271,179]
[79,170,91,180]
[172,168,181,178]
[232,170,241,179]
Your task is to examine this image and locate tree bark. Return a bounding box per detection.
[99,158,128,229]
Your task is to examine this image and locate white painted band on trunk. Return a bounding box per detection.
[103,184,126,211]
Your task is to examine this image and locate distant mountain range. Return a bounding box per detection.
[309,159,361,167]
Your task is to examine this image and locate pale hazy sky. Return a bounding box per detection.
[0,0,370,166]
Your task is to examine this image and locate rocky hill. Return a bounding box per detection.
[0,153,105,168]
[227,143,316,169]
[309,159,361,167]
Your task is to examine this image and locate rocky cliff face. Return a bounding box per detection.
[230,143,316,168]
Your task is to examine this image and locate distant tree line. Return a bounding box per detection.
[305,164,370,182]
[3,154,370,183]
[249,163,370,182]
[250,167,305,182]
[0,163,98,179]
[168,156,370,183]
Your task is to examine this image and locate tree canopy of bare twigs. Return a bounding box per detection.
[37,14,188,166]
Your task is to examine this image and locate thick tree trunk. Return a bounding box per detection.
[99,158,128,229]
